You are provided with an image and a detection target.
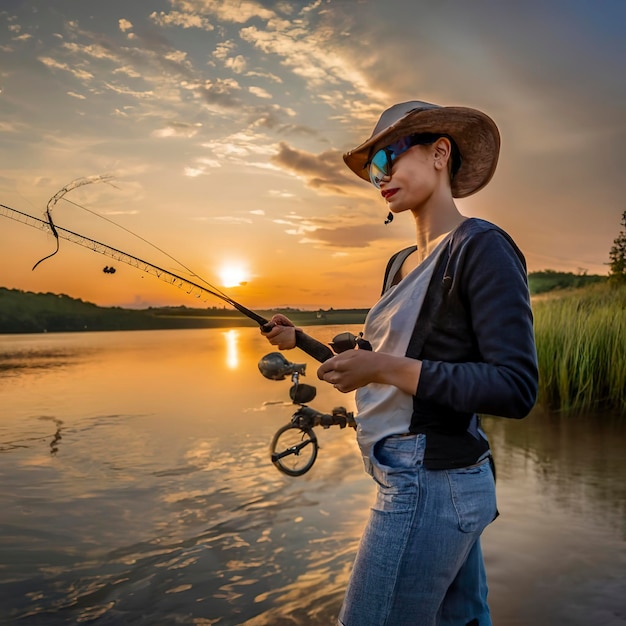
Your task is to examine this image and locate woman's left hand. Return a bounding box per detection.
[317,350,423,395]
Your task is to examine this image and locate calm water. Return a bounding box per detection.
[0,328,624,625]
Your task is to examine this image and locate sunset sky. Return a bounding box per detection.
[1,0,624,310]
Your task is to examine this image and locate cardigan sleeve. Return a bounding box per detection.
[415,229,539,418]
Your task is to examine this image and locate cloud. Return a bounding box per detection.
[152,121,203,138]
[236,15,386,106]
[181,127,288,177]
[249,85,272,99]
[38,56,93,81]
[182,155,222,177]
[170,0,276,24]
[62,40,122,63]
[0,121,28,133]
[225,55,247,74]
[239,25,334,87]
[198,215,254,224]
[118,19,133,33]
[57,21,196,96]
[267,190,294,199]
[103,82,154,99]
[29,2,382,167]
[197,77,243,108]
[54,21,247,115]
[164,0,386,125]
[149,10,214,30]
[212,41,236,60]
[246,69,282,83]
[113,65,142,79]
[184,166,205,177]
[270,142,366,196]
[246,104,299,131]
[274,211,389,250]
[200,131,276,162]
[299,223,387,248]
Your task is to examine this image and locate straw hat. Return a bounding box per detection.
[343,100,501,198]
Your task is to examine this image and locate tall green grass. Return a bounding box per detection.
[533,282,626,414]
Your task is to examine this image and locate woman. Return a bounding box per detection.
[263,100,538,626]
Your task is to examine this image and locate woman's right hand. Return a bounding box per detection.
[261,314,298,350]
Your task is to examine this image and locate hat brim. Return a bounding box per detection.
[343,106,500,198]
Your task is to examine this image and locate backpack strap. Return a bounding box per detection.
[381,245,417,295]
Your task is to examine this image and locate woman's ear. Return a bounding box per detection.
[433,137,452,171]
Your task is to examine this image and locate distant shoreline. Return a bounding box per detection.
[0,287,368,334]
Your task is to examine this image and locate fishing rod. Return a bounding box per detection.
[0,202,335,363]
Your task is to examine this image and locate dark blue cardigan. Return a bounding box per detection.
[384,218,538,468]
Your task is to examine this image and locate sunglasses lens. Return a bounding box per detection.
[367,135,431,187]
[369,149,389,187]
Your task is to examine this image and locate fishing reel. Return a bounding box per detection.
[329,331,372,354]
[258,352,306,381]
[258,352,317,404]
[258,331,372,406]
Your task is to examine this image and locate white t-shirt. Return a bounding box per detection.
[354,235,451,456]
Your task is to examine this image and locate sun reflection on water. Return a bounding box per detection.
[223,329,239,370]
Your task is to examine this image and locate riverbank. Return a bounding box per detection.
[533,281,626,414]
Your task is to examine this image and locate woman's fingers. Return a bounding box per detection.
[317,351,379,391]
[262,322,296,350]
[270,313,294,327]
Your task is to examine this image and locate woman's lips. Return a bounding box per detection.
[381,188,398,200]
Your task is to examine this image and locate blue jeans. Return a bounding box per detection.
[339,434,497,626]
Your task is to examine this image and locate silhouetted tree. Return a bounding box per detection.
[608,210,626,283]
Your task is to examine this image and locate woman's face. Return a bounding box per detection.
[378,143,439,214]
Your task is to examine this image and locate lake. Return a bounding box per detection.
[1,327,624,625]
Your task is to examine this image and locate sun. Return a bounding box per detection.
[219,264,249,288]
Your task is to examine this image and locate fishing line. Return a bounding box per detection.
[59,195,232,301]
[30,175,231,302]
[32,175,115,270]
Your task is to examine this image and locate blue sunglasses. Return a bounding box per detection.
[368,133,461,188]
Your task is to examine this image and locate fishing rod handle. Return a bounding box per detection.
[260,323,334,363]
[294,330,335,363]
